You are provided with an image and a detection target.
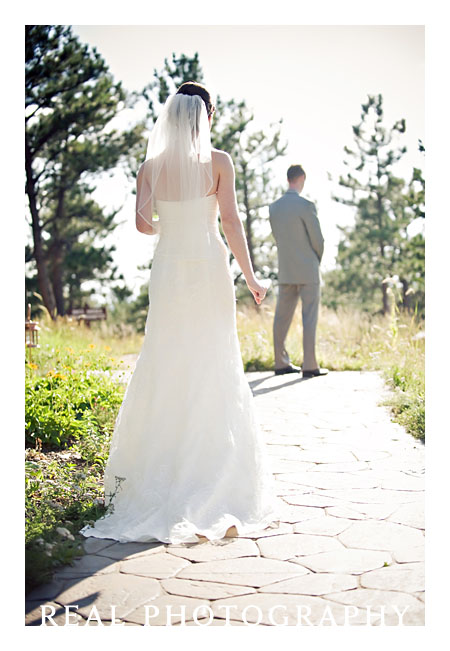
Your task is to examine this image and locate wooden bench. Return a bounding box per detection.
[68,305,107,327]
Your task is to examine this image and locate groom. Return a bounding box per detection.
[269,164,328,378]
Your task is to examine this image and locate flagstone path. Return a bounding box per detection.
[25,369,425,626]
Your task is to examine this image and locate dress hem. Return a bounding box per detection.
[79,511,281,545]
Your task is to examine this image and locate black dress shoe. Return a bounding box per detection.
[302,368,329,378]
[274,365,301,376]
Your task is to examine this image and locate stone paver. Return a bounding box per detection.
[293,548,392,574]
[323,588,424,625]
[337,519,425,551]
[26,370,425,626]
[27,573,161,623]
[176,556,308,588]
[293,516,354,536]
[123,594,211,626]
[258,572,358,595]
[256,532,343,560]
[161,577,257,600]
[392,545,425,564]
[209,593,371,625]
[96,540,165,560]
[388,500,425,529]
[120,551,191,579]
[26,601,85,626]
[53,554,120,579]
[360,562,425,592]
[167,537,259,562]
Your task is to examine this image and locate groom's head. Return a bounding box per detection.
[287,164,306,192]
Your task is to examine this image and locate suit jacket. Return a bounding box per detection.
[269,190,324,284]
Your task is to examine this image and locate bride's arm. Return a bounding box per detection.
[216,152,266,304]
[135,164,159,235]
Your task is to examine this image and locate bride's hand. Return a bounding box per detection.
[246,277,268,305]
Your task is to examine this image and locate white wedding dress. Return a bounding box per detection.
[80,193,279,544]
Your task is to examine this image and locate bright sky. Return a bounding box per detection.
[71,24,424,297]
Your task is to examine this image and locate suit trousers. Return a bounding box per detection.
[273,283,320,370]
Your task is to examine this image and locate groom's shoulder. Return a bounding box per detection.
[271,192,311,207]
[269,194,284,213]
[298,195,315,208]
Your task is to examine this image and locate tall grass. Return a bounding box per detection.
[30,313,144,367]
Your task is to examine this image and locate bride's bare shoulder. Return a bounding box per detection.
[212,148,233,169]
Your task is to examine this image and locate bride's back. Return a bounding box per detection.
[154,193,226,263]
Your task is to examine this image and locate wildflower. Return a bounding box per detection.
[27,363,38,370]
[65,347,75,354]
[104,345,112,351]
[88,344,95,349]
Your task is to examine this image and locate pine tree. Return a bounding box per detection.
[326,94,423,315]
[141,52,204,120]
[25,25,145,317]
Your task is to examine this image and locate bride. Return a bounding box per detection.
[81,82,279,544]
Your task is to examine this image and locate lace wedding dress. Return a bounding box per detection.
[80,192,279,544]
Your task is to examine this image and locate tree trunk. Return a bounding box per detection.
[50,184,67,316]
[381,282,390,315]
[25,136,57,319]
[401,278,412,311]
[50,241,65,316]
[68,281,74,314]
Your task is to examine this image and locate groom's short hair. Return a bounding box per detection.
[287,164,306,181]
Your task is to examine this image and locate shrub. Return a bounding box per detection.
[25,346,124,449]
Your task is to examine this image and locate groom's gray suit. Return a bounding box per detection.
[269,189,324,370]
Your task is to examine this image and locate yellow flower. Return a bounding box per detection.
[46,369,56,377]
[65,347,75,354]
[88,344,95,349]
[104,345,112,351]
[54,373,67,380]
[27,363,38,370]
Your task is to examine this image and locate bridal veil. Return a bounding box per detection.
[136,92,214,232]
